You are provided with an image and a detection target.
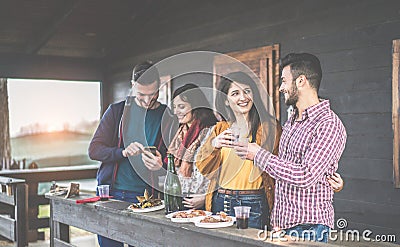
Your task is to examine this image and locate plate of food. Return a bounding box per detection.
[127,189,164,213]
[194,212,235,228]
[166,209,212,223]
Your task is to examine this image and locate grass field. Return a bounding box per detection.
[9,130,98,194]
[10,131,97,168]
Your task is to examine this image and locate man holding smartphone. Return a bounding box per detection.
[143,146,158,155]
[88,61,176,247]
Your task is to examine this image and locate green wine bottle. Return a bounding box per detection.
[164,153,183,214]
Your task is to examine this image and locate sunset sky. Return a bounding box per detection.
[8,79,101,137]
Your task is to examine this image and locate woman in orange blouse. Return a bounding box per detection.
[196,71,280,229]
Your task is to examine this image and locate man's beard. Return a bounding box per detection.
[285,84,299,106]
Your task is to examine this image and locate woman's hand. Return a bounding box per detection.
[182,194,206,209]
[327,172,344,192]
[212,129,235,149]
[234,142,261,161]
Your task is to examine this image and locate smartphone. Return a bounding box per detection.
[143,146,157,155]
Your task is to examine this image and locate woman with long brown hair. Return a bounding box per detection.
[196,71,280,229]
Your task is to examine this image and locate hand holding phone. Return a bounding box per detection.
[143,146,157,155]
[141,146,162,171]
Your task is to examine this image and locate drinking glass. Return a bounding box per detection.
[97,185,110,201]
[234,206,251,229]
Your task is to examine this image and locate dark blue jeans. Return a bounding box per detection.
[211,190,269,229]
[285,224,330,243]
[97,188,143,247]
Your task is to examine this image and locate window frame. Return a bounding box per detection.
[393,39,400,188]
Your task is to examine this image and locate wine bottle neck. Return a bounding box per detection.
[167,154,176,173]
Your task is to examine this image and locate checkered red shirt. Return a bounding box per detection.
[254,100,347,229]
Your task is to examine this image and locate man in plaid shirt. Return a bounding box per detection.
[235,53,347,242]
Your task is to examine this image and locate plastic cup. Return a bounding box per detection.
[230,127,240,143]
[234,206,251,229]
[97,185,110,201]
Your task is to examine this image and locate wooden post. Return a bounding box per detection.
[393,39,400,188]
[15,183,28,247]
[0,78,12,171]
[0,176,28,246]
[49,201,54,247]
[50,200,70,247]
[27,182,40,241]
[272,44,280,121]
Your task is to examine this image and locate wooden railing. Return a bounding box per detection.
[0,164,99,243]
[0,176,28,247]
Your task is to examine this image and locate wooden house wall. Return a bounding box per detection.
[106,0,400,240]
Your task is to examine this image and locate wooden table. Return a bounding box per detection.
[46,194,335,247]
[0,164,99,242]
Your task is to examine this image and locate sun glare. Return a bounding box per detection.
[48,125,60,133]
[8,79,101,137]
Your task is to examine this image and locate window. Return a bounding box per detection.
[393,39,400,188]
[6,79,101,169]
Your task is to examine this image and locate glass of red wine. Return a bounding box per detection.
[234,206,251,229]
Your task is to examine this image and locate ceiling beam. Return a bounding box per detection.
[25,0,80,55]
[103,0,156,58]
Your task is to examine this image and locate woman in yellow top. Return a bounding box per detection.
[196,71,280,229]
